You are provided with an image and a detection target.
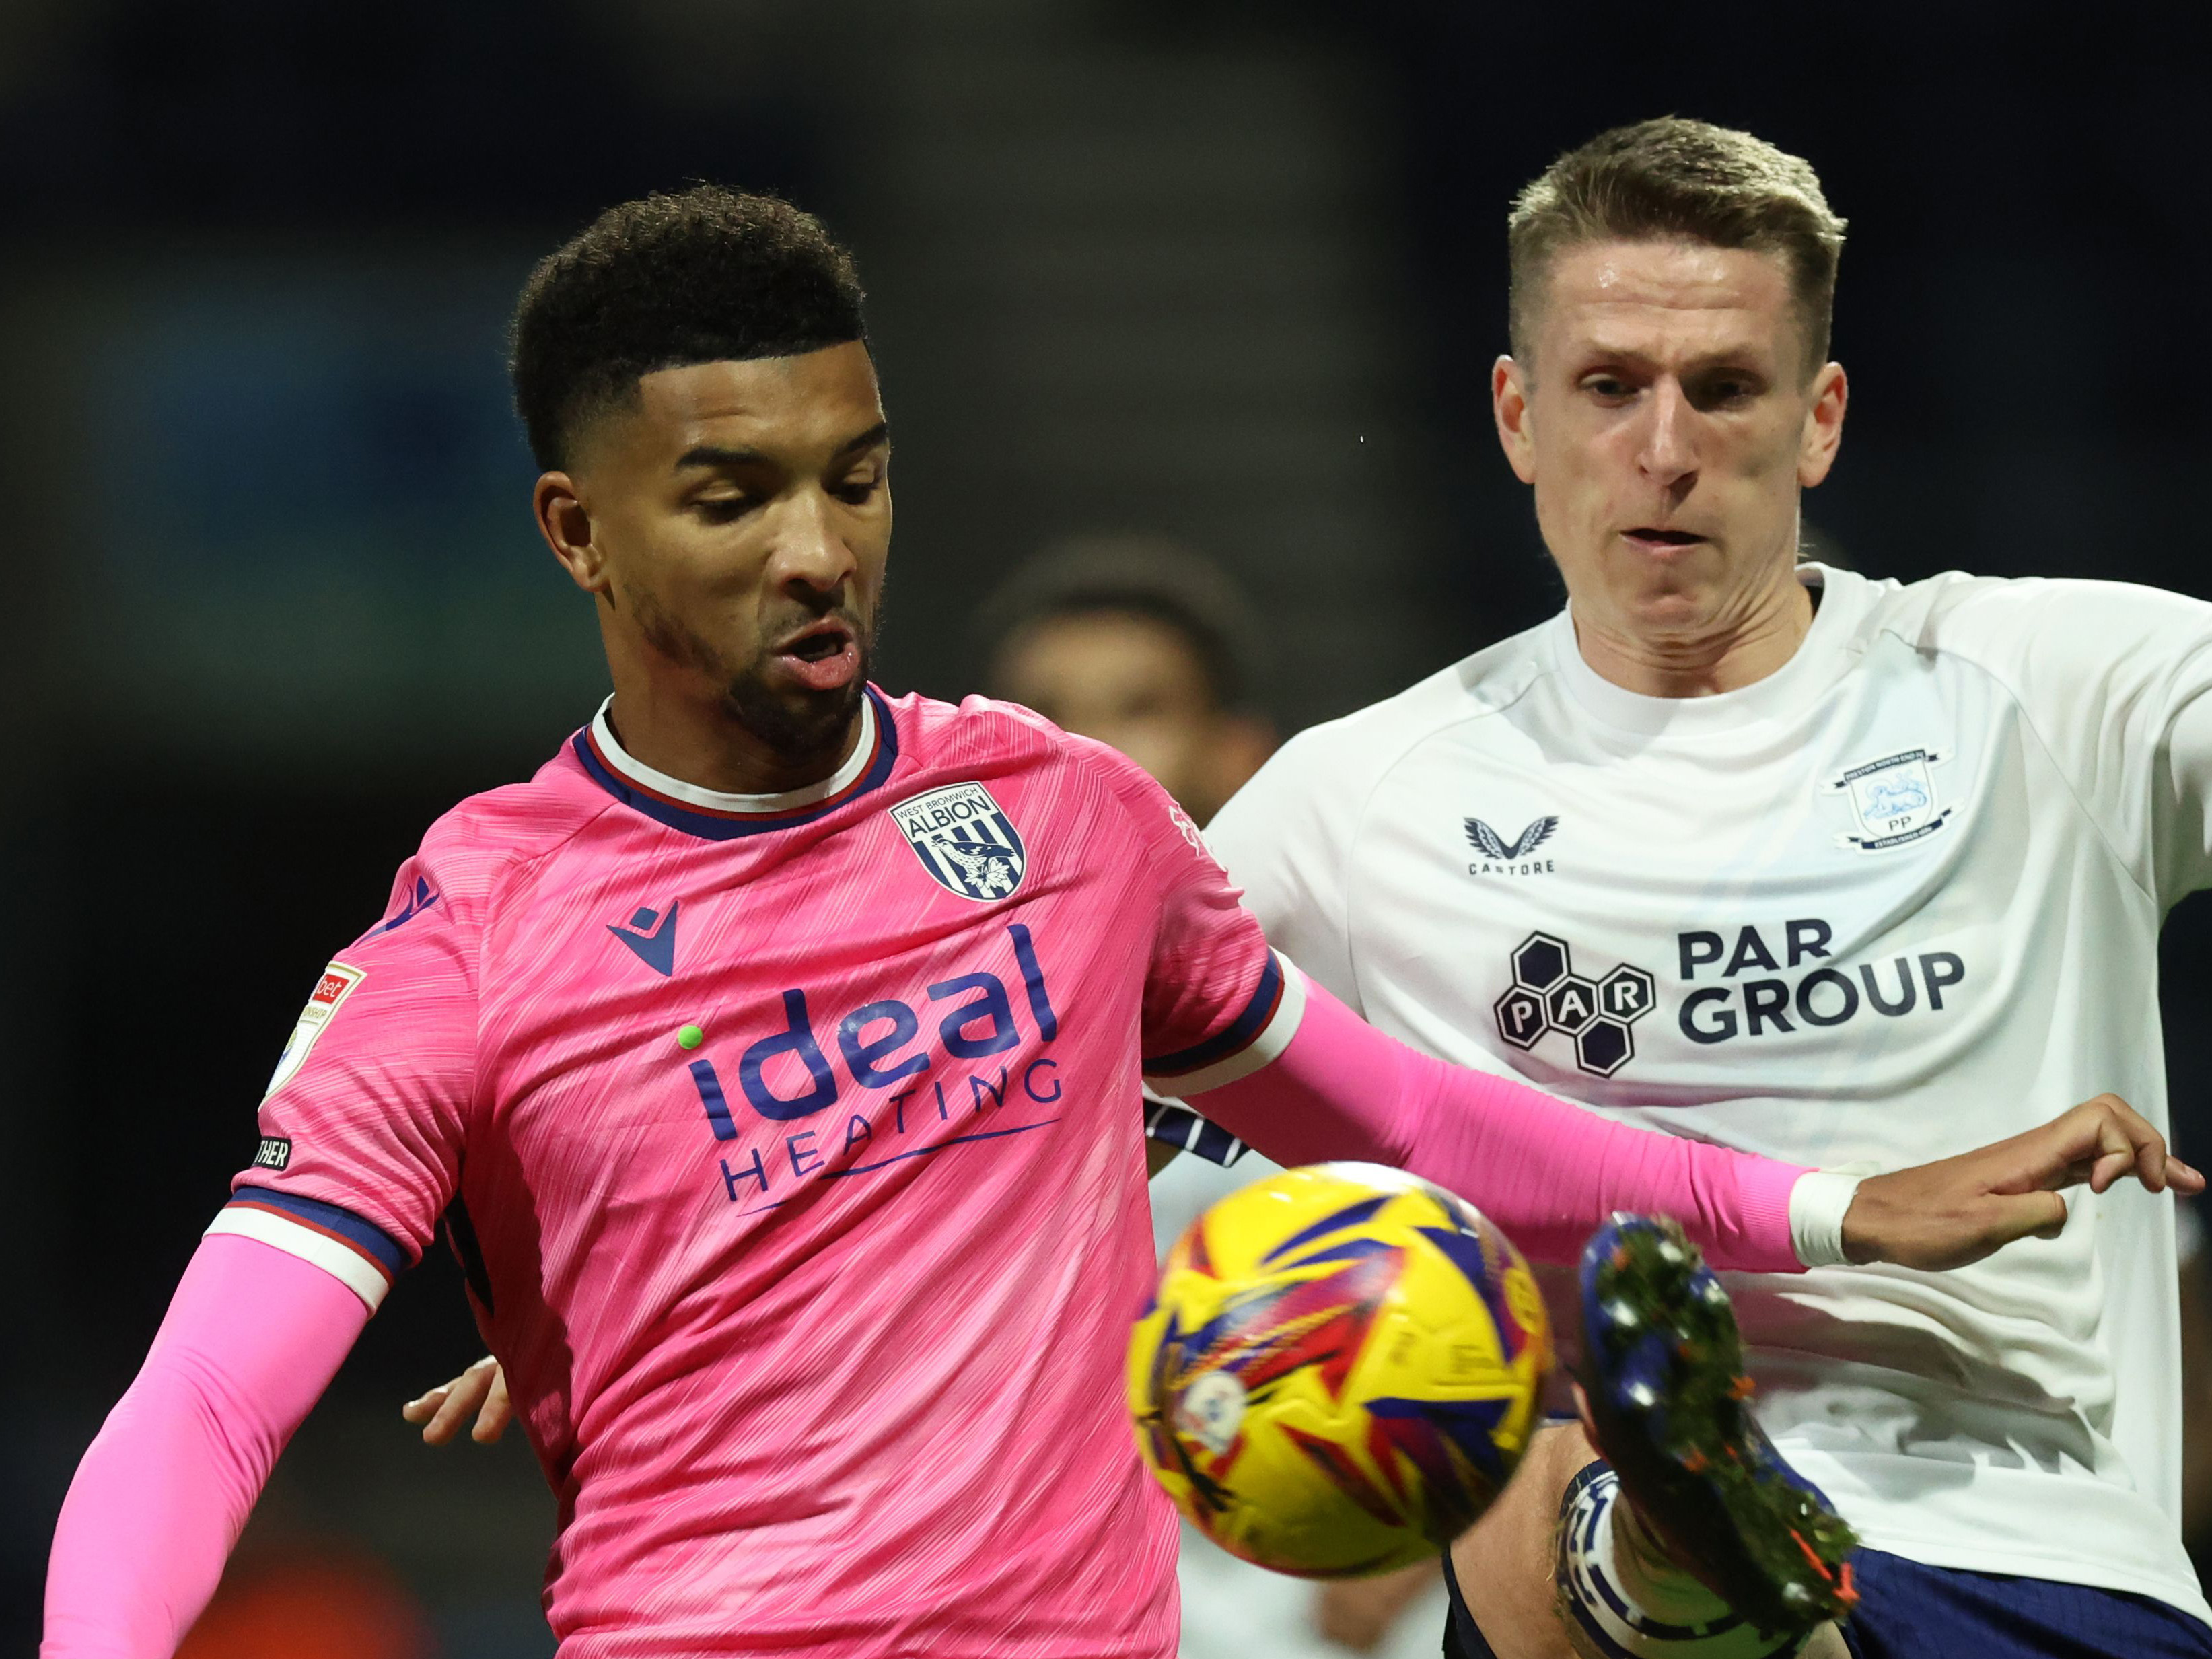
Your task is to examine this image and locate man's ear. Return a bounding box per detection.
[535,472,612,602]
[1798,361,1847,488]
[1493,355,1537,485]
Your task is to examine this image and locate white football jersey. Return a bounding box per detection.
[1207,562,2212,1619]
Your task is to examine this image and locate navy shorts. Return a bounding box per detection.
[1442,1544,2212,1658]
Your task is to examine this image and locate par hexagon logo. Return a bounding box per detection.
[1492,931,1655,1078]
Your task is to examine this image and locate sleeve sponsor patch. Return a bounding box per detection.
[264,962,365,1098]
[253,1135,293,1171]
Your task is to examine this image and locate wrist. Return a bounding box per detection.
[1789,1169,1867,1267]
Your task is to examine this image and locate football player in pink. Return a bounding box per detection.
[41,188,2197,1659]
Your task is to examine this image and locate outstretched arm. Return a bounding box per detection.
[43,1234,370,1659]
[1180,966,2198,1273]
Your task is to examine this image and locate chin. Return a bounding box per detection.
[1635,595,1725,638]
[724,667,867,768]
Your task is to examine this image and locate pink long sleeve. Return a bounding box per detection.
[1190,974,1811,1273]
[43,1233,372,1659]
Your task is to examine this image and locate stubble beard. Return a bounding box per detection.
[632,587,875,773]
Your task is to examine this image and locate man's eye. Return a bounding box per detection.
[1582,376,1633,400]
[694,496,757,522]
[834,475,883,506]
[1692,376,1762,410]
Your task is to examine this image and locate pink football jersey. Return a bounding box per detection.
[214,688,1293,1658]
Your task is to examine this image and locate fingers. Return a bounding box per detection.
[400,1386,447,1427]
[472,1370,515,1444]
[2021,1095,2199,1199]
[2076,1092,2196,1195]
[1989,1189,2069,1251]
[408,1357,499,1446]
[2139,1130,2168,1193]
[424,1383,483,1445]
[2090,1149,2137,1196]
[1861,1094,2201,1273]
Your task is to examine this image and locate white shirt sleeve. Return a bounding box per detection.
[1203,726,1369,1012]
[1918,575,2212,906]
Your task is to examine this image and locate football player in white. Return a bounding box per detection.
[1203,118,2212,1659]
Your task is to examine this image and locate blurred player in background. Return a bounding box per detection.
[1203,118,2212,1657]
[987,538,1445,1658]
[978,536,1276,828]
[44,184,2100,1659]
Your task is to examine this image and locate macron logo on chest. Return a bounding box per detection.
[608,901,680,977]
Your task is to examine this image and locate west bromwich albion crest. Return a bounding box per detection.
[891,783,1028,901]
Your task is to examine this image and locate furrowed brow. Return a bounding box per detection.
[674,444,766,472]
[834,420,891,458]
[671,421,888,474]
[1576,339,1769,376]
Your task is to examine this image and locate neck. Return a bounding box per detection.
[603,674,865,797]
[1570,562,1814,700]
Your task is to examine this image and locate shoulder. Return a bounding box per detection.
[1846,567,2212,668]
[410,738,618,904]
[877,688,1082,771]
[880,687,1160,801]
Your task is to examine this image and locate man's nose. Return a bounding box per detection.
[768,489,859,598]
[1634,380,1699,489]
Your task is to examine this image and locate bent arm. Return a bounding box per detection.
[44,1233,371,1658]
[1182,968,1824,1273]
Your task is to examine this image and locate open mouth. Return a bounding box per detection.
[1622,527,1706,551]
[771,619,861,692]
[782,623,852,663]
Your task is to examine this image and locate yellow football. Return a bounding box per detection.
[1128,1162,1552,1577]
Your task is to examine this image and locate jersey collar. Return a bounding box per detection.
[573,686,899,840]
[1549,563,1864,738]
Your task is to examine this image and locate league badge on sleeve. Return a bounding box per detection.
[264,961,365,1098]
[1826,748,1953,853]
[890,783,1027,901]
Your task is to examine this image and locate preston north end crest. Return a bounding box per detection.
[891,782,1028,901]
[1826,748,1952,852]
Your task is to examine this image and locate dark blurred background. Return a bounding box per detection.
[10,1,2212,1652]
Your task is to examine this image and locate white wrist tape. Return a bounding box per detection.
[1787,1170,1866,1269]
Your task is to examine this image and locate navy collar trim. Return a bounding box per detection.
[572,686,900,841]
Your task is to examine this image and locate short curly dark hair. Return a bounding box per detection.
[509,185,867,470]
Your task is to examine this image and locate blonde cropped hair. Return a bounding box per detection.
[1507,117,1847,376]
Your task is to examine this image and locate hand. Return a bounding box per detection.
[1842,1093,2205,1270]
[1310,1558,1441,1652]
[401,1355,511,1445]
